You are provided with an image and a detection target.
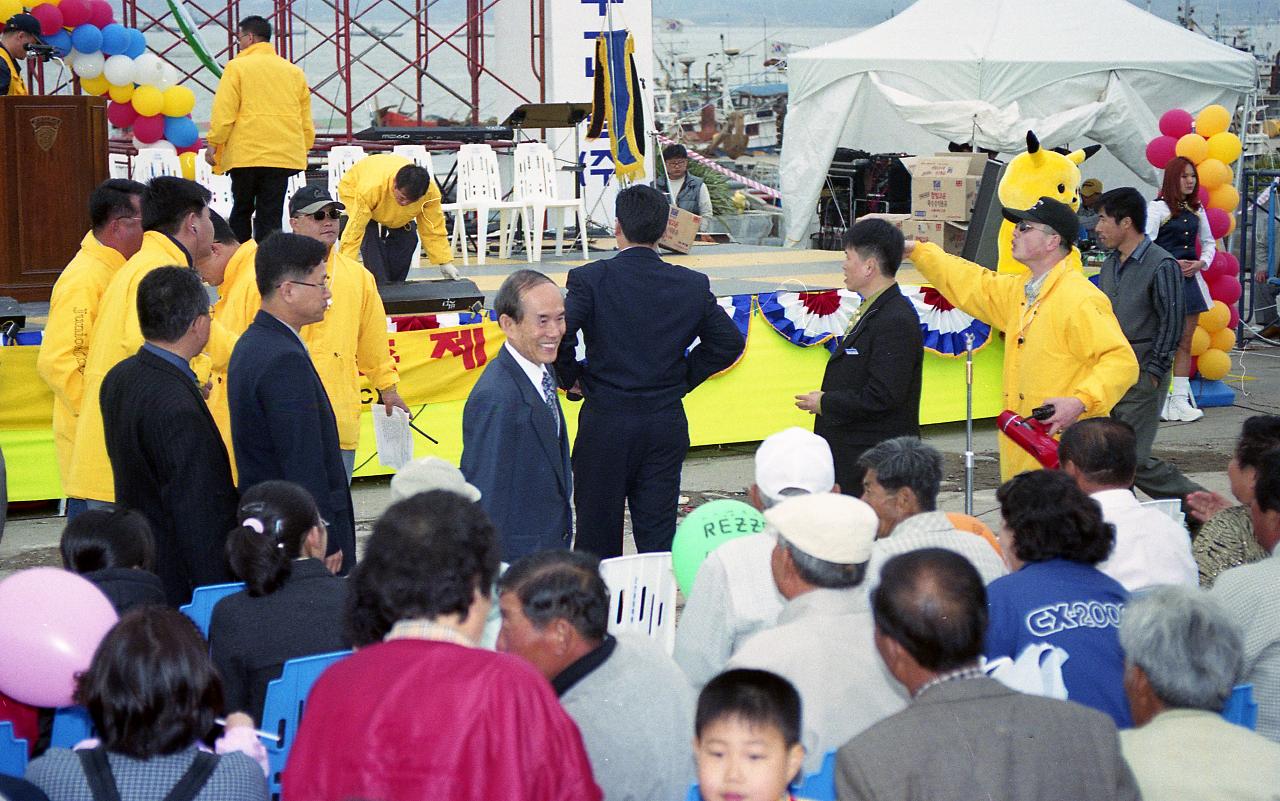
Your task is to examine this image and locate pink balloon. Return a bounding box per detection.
[29,4,64,36]
[1210,274,1242,305]
[1206,207,1230,240]
[1145,136,1178,170]
[1197,186,1211,207]
[106,99,137,129]
[59,0,91,28]
[1228,304,1240,331]
[1159,109,1194,139]
[133,113,165,143]
[0,568,118,708]
[88,0,114,27]
[1207,251,1239,280]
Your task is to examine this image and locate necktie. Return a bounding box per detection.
[541,369,559,430]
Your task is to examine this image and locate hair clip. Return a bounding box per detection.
[243,517,266,534]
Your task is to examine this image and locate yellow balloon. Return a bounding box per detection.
[1206,131,1242,165]
[0,0,23,20]
[1210,327,1236,353]
[1197,348,1231,381]
[1196,158,1230,190]
[107,82,133,103]
[131,85,164,117]
[1209,184,1240,213]
[161,85,196,118]
[1195,104,1232,138]
[1190,326,1211,357]
[1175,133,1209,165]
[1228,215,1237,237]
[1199,301,1231,334]
[179,151,197,181]
[79,74,109,96]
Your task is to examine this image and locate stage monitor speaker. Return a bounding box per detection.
[378,279,485,315]
[961,157,1007,270]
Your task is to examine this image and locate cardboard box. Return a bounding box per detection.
[907,219,967,255]
[658,205,701,254]
[903,155,985,222]
[859,213,913,231]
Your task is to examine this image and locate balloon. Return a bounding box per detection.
[163,115,198,149]
[78,73,108,95]
[99,22,128,55]
[29,3,63,35]
[1190,326,1210,357]
[1199,300,1231,333]
[1207,251,1239,280]
[671,499,766,595]
[160,85,195,118]
[1196,158,1231,191]
[1227,215,1237,237]
[179,150,197,180]
[124,27,147,59]
[132,53,163,85]
[1175,133,1209,164]
[1197,348,1231,381]
[1158,108,1194,139]
[177,139,201,155]
[69,24,101,54]
[1206,131,1242,165]
[130,84,163,117]
[1209,274,1242,305]
[1210,327,1236,353]
[0,0,21,21]
[0,568,118,708]
[71,49,103,78]
[1197,185,1210,207]
[154,62,178,90]
[132,113,164,143]
[133,137,175,154]
[59,0,90,28]
[1195,104,1231,138]
[1205,207,1231,240]
[1145,136,1178,170]
[106,98,137,128]
[45,29,71,57]
[1209,185,1240,214]
[107,81,132,103]
[87,0,112,27]
[1228,303,1240,331]
[102,53,136,86]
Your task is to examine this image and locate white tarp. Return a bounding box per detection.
[781,0,1258,246]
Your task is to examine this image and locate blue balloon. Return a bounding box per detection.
[70,25,103,54]
[99,23,128,56]
[163,115,198,148]
[124,28,147,59]
[45,30,72,58]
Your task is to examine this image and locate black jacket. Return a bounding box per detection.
[100,348,238,606]
[84,567,167,614]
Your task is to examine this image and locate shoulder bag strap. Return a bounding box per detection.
[160,751,221,801]
[76,747,124,801]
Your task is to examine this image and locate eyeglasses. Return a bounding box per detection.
[283,275,330,290]
[1015,221,1056,238]
[296,208,342,221]
[113,214,142,225]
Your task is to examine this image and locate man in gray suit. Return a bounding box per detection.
[836,548,1140,801]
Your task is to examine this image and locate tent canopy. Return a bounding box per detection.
[780,0,1258,246]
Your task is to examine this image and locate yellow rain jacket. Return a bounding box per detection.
[206,42,313,174]
[207,243,398,455]
[36,232,129,487]
[65,232,238,502]
[205,239,258,464]
[337,154,452,265]
[911,242,1138,479]
[0,47,28,96]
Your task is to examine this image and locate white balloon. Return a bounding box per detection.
[132,53,163,85]
[72,51,105,79]
[154,63,179,90]
[64,49,80,68]
[136,138,176,153]
[103,54,136,86]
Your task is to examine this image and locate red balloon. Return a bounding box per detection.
[1207,251,1239,280]
[1159,109,1194,138]
[1145,136,1178,170]
[1189,356,1198,377]
[58,0,91,28]
[1197,185,1210,207]
[29,4,64,36]
[88,0,113,27]
[133,114,165,144]
[177,140,201,155]
[1206,207,1231,240]
[1228,304,1240,331]
[1210,274,1242,305]
[106,100,137,129]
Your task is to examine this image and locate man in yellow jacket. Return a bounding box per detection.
[337,153,457,283]
[0,14,41,96]
[65,177,222,506]
[906,196,1137,479]
[211,185,407,480]
[206,15,313,244]
[37,179,147,511]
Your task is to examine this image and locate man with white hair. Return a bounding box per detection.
[727,493,907,773]
[673,427,838,689]
[1119,585,1280,799]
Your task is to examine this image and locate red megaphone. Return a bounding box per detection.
[997,410,1060,469]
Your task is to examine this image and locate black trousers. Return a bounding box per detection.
[359,220,418,284]
[227,166,294,243]
[571,402,688,558]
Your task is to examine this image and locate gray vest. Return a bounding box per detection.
[1098,238,1180,371]
[657,173,706,216]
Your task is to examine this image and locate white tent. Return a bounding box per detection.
[780,0,1258,246]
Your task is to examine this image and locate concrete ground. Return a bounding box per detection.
[5,335,1279,579]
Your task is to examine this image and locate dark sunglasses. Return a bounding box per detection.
[297,208,342,221]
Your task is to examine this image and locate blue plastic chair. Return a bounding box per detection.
[0,721,28,778]
[1222,683,1258,730]
[260,650,351,800]
[179,582,246,638]
[685,749,836,801]
[50,706,95,749]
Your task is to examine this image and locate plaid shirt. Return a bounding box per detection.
[25,745,267,801]
[385,618,479,648]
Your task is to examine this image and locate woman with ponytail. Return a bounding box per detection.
[208,481,348,723]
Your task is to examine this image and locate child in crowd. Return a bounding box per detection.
[59,506,165,614]
[694,669,812,801]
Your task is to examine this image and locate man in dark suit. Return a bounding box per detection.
[228,233,355,574]
[555,185,745,558]
[461,269,571,561]
[100,267,238,605]
[836,548,1140,801]
[796,218,922,497]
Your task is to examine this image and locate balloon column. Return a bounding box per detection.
[1147,104,1243,383]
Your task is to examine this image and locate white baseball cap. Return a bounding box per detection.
[390,457,482,503]
[764,493,878,565]
[755,427,836,500]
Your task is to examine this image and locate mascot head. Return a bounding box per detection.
[998,131,1102,211]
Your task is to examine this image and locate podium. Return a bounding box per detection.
[0,95,109,301]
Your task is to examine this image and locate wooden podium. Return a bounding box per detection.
[0,95,109,301]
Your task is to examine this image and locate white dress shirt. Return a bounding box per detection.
[1093,488,1197,592]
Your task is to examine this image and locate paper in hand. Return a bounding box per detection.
[372,405,414,469]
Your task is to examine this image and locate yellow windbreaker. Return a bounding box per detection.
[206,42,313,173]
[0,47,28,96]
[206,244,398,455]
[35,232,128,487]
[911,242,1138,479]
[336,154,452,265]
[204,239,258,465]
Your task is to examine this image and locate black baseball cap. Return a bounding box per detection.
[1002,197,1078,246]
[5,14,43,40]
[289,185,345,216]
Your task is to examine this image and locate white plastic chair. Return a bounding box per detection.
[194,149,234,219]
[513,141,588,262]
[131,148,182,182]
[108,153,131,179]
[1140,499,1186,529]
[326,145,366,201]
[450,143,527,265]
[282,171,309,231]
[599,552,677,655]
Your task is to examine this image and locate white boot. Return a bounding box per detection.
[1166,376,1204,422]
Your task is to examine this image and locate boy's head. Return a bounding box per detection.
[694,669,805,801]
